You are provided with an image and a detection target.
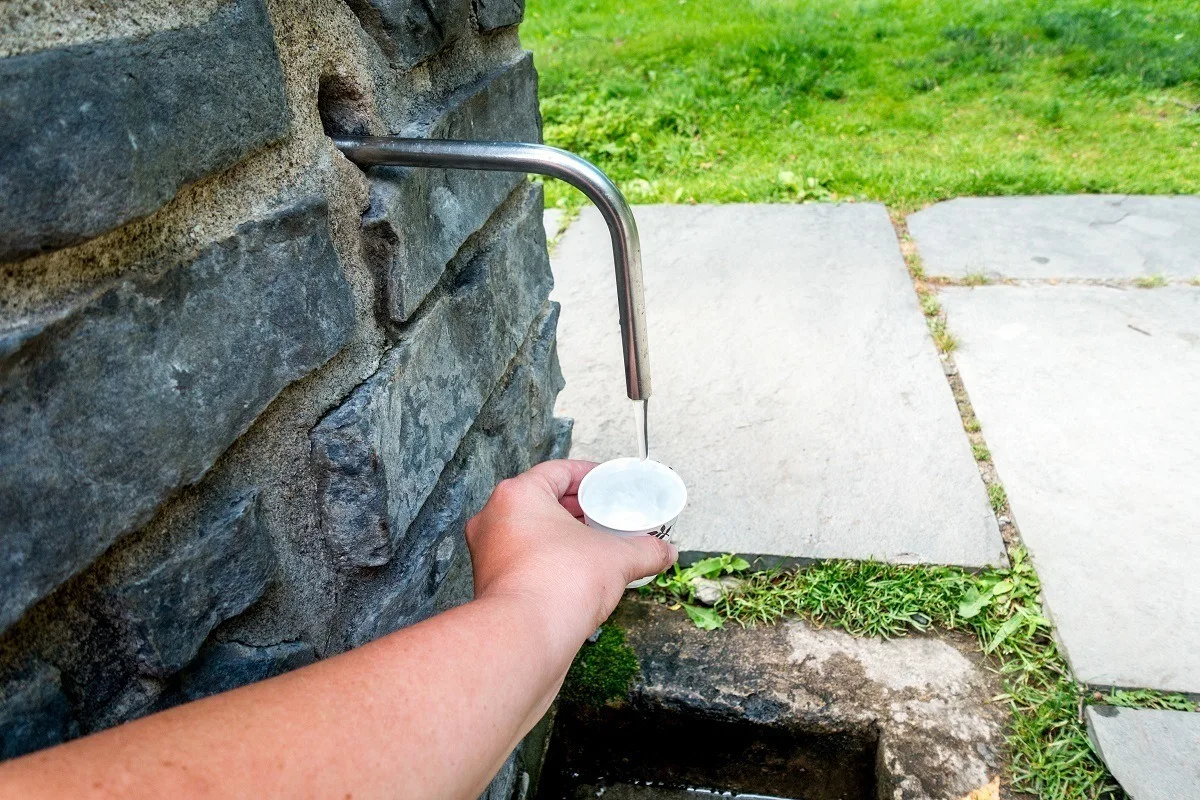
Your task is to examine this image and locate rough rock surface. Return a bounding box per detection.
[0,0,288,262]
[338,300,570,647]
[178,641,316,702]
[312,183,551,570]
[0,661,76,760]
[475,0,525,31]
[98,490,276,677]
[0,197,353,633]
[362,54,542,322]
[0,0,565,785]
[689,576,744,606]
[345,0,472,68]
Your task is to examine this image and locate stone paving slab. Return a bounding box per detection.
[908,196,1200,280]
[551,204,1004,566]
[1086,707,1200,798]
[941,285,1200,692]
[543,208,564,245]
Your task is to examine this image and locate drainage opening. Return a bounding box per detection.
[539,702,878,800]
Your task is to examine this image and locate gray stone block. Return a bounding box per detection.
[362,54,542,322]
[907,196,1200,279]
[0,0,288,263]
[0,661,76,761]
[340,300,565,646]
[942,285,1200,692]
[475,301,565,440]
[314,183,551,573]
[550,417,574,459]
[178,641,316,701]
[480,752,518,800]
[1087,706,1200,798]
[0,196,354,633]
[36,607,142,732]
[474,0,525,31]
[552,204,1006,567]
[346,0,472,68]
[99,490,276,677]
[309,389,393,569]
[85,676,165,735]
[430,531,476,616]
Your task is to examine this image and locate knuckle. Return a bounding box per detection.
[490,477,522,507]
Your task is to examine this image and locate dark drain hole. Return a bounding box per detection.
[538,703,878,800]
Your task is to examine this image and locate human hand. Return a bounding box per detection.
[465,459,678,639]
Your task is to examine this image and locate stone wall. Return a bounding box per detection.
[0,1,568,795]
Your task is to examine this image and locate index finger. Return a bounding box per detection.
[520,459,599,500]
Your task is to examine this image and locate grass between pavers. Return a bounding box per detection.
[526,0,1200,212]
[1133,273,1170,288]
[641,552,1195,800]
[877,205,1198,794]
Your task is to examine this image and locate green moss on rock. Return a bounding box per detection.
[561,624,638,706]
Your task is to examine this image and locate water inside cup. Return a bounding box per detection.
[578,458,686,532]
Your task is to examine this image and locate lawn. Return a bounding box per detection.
[531,5,1200,796]
[524,0,1200,211]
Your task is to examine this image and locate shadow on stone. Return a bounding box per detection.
[317,73,371,138]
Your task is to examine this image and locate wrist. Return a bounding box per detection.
[474,578,614,665]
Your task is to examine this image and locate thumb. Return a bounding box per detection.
[619,534,679,584]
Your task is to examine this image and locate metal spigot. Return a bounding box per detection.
[332,137,651,402]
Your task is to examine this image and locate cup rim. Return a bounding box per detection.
[577,457,687,532]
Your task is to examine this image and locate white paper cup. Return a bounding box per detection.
[577,457,687,588]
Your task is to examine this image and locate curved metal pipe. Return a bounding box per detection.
[332,136,651,402]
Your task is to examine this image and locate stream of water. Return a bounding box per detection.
[634,398,649,460]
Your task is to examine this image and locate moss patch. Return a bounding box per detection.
[562,624,639,706]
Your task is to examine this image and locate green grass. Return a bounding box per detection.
[928,316,958,352]
[907,252,927,279]
[919,292,942,317]
[989,483,1009,512]
[645,551,1196,799]
[1134,273,1169,287]
[973,442,992,461]
[963,271,994,286]
[526,0,1200,210]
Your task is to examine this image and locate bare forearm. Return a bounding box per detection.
[0,459,675,799]
[0,593,585,800]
